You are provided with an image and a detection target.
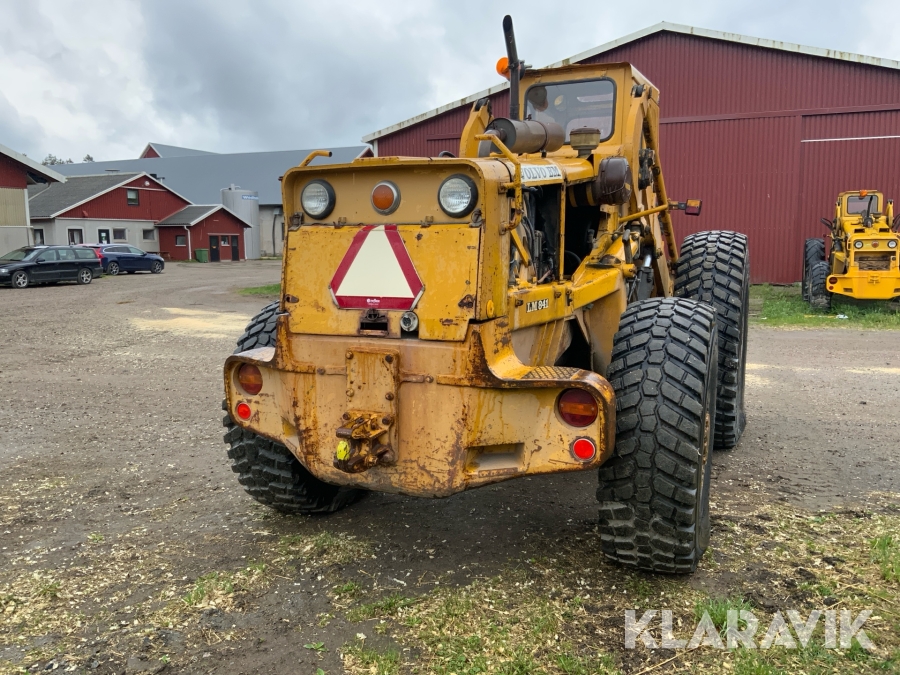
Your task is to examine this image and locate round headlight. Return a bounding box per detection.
[438,175,478,218]
[372,181,401,215]
[854,240,864,249]
[301,180,336,219]
[888,239,898,249]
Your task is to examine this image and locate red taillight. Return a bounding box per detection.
[236,402,252,420]
[571,437,597,462]
[557,389,598,427]
[828,277,837,285]
[237,364,263,395]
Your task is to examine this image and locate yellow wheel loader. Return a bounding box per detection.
[223,16,750,573]
[803,190,900,309]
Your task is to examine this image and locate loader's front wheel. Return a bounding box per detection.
[802,238,825,301]
[674,231,749,449]
[598,298,718,574]
[223,301,362,514]
[808,260,832,311]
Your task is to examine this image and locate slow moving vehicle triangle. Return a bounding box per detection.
[329,225,424,310]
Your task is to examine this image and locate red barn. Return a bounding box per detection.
[363,23,900,283]
[0,143,65,253]
[156,205,250,261]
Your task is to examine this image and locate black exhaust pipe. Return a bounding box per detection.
[502,15,521,121]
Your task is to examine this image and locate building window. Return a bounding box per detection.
[175,235,187,246]
[33,228,44,245]
[98,229,110,244]
[68,229,84,245]
[126,189,139,205]
[142,229,156,241]
[113,228,127,241]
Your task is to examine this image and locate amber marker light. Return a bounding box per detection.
[238,363,263,395]
[496,56,510,79]
[372,181,400,215]
[557,389,599,427]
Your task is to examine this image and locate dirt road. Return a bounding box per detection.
[1,262,897,674]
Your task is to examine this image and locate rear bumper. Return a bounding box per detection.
[224,316,615,498]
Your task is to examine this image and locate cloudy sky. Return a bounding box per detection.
[2,0,898,162]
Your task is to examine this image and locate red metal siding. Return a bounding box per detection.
[158,212,247,261]
[375,32,900,281]
[662,116,802,283]
[0,155,28,189]
[58,181,189,221]
[141,146,160,159]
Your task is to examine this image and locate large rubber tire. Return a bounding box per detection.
[598,298,718,573]
[224,301,362,514]
[802,239,825,301]
[674,231,749,450]
[808,260,832,311]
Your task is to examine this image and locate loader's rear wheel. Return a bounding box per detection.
[223,301,362,514]
[808,260,832,311]
[598,298,718,573]
[802,238,825,301]
[674,231,749,449]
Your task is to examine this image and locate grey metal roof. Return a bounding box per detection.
[55,146,369,205]
[27,173,142,219]
[0,143,66,185]
[363,21,900,143]
[143,143,217,158]
[156,204,249,227]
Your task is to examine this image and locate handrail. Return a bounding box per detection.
[474,134,530,267]
[300,150,333,167]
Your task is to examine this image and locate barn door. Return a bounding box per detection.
[209,236,220,262]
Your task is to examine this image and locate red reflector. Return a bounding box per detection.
[236,402,252,420]
[238,363,263,395]
[557,389,598,427]
[871,242,879,248]
[828,277,837,285]
[571,438,596,462]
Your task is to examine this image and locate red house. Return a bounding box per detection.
[156,205,250,261]
[0,143,65,253]
[28,172,190,250]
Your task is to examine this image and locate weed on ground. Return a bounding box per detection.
[751,284,900,329]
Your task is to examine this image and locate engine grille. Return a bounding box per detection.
[855,254,892,271]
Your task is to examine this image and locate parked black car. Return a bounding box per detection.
[81,244,165,275]
[0,246,102,289]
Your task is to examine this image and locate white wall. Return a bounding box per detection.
[258,204,285,257]
[39,218,161,252]
[0,226,31,254]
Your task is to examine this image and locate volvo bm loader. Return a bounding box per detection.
[223,16,750,573]
[803,190,900,309]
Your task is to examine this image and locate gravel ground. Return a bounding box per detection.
[0,262,898,674]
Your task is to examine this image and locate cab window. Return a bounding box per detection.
[525,78,616,142]
[846,195,880,214]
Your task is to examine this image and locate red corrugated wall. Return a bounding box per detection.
[0,155,28,189]
[375,32,900,282]
[58,177,189,221]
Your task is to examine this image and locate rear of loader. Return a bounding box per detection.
[222,15,750,573]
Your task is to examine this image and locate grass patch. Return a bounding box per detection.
[347,593,418,622]
[751,284,900,329]
[871,534,900,583]
[694,595,754,633]
[342,644,401,675]
[239,283,280,296]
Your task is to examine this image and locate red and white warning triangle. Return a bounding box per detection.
[329,225,424,310]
